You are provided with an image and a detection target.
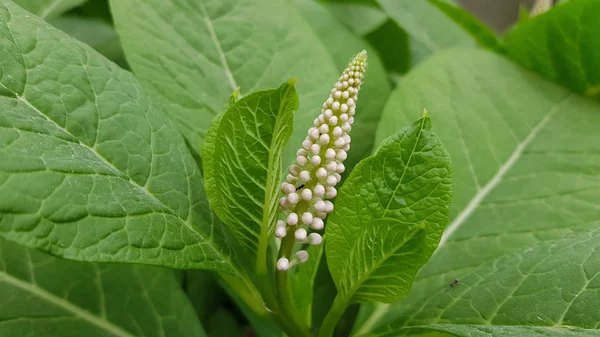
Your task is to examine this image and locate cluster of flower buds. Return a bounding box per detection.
[276,51,367,271]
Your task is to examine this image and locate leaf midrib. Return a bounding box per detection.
[0,271,136,337]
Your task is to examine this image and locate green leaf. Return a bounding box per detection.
[109,0,339,165]
[367,48,600,333]
[362,229,600,334]
[361,324,600,337]
[206,308,243,337]
[504,0,600,96]
[326,115,453,304]
[11,0,88,18]
[376,0,474,65]
[293,0,392,173]
[50,16,127,67]
[0,237,207,337]
[427,0,505,54]
[203,81,298,261]
[291,243,324,325]
[0,1,234,273]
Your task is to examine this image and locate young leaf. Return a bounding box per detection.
[504,0,600,96]
[362,229,600,334]
[12,0,88,19]
[293,0,392,175]
[427,0,505,54]
[376,0,474,65]
[0,1,234,273]
[0,237,207,337]
[109,0,339,165]
[326,115,453,304]
[366,48,600,333]
[203,81,298,261]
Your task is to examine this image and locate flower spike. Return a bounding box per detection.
[276,51,367,270]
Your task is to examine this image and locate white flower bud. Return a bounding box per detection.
[287,193,299,205]
[313,184,325,197]
[341,122,351,132]
[327,161,337,172]
[324,200,334,213]
[334,173,342,183]
[333,126,343,138]
[311,217,324,230]
[342,143,350,151]
[310,155,322,166]
[329,115,338,126]
[313,118,320,127]
[323,109,333,118]
[325,186,337,198]
[296,156,307,166]
[347,98,355,107]
[318,114,326,124]
[275,225,287,238]
[326,175,337,186]
[294,250,309,264]
[289,165,300,175]
[301,188,312,201]
[287,212,299,225]
[310,143,321,155]
[302,139,312,150]
[314,199,326,212]
[302,212,314,225]
[295,228,307,241]
[326,148,336,160]
[342,91,350,99]
[281,183,295,194]
[349,106,356,116]
[340,104,348,113]
[297,149,308,157]
[319,134,330,145]
[309,127,320,140]
[319,124,329,134]
[334,91,342,99]
[348,78,355,85]
[316,168,327,179]
[335,163,345,173]
[335,137,345,148]
[340,113,349,122]
[286,174,297,183]
[299,171,311,182]
[332,101,340,111]
[277,257,290,271]
[349,116,355,124]
[279,197,290,208]
[307,233,323,245]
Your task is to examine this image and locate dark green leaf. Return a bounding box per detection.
[326,116,453,303]
[0,237,206,337]
[109,0,339,165]
[0,0,234,272]
[504,0,600,96]
[364,48,600,333]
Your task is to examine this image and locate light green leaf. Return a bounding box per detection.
[50,16,127,67]
[293,0,392,174]
[376,0,474,65]
[0,1,234,273]
[203,81,298,261]
[327,116,453,304]
[0,237,206,337]
[427,0,504,54]
[366,48,600,333]
[362,229,600,334]
[12,0,88,18]
[291,243,324,325]
[504,0,600,96]
[361,324,600,337]
[109,0,338,164]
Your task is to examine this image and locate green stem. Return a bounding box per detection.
[318,293,351,337]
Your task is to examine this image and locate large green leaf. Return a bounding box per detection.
[363,48,600,333]
[109,0,338,164]
[326,116,452,304]
[504,0,600,96]
[12,0,88,18]
[0,0,233,272]
[361,324,600,337]
[293,0,392,174]
[0,237,206,337]
[203,81,297,261]
[361,229,600,335]
[376,0,474,65]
